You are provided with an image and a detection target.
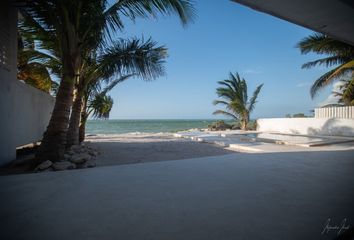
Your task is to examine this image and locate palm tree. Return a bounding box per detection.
[213,72,263,130]
[66,38,167,146]
[78,74,133,143]
[297,33,354,105]
[78,75,133,142]
[23,0,195,161]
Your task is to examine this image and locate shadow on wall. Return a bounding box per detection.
[307,118,354,137]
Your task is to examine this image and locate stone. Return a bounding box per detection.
[34,160,53,171]
[63,154,71,160]
[67,150,75,156]
[88,149,98,156]
[41,167,53,172]
[86,159,96,168]
[70,153,91,164]
[76,159,96,169]
[70,145,82,153]
[52,161,76,171]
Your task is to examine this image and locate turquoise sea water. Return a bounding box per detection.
[86,119,233,134]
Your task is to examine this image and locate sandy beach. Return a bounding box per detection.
[85,133,235,166]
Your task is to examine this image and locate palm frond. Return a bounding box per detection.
[310,67,341,98]
[89,94,114,119]
[328,60,354,80]
[98,38,167,80]
[297,33,354,56]
[100,74,134,96]
[248,84,263,113]
[212,110,238,119]
[213,100,229,106]
[297,33,354,103]
[301,56,351,69]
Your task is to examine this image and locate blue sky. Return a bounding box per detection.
[108,0,333,119]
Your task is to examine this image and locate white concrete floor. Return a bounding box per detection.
[0,150,354,240]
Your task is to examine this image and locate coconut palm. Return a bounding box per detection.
[78,74,133,142]
[297,33,354,105]
[213,72,263,130]
[23,0,195,161]
[66,38,167,146]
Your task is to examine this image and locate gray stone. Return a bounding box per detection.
[63,154,71,160]
[52,161,76,171]
[86,159,96,168]
[70,153,91,164]
[76,159,96,169]
[88,149,98,156]
[67,150,75,155]
[34,160,53,171]
[41,167,53,172]
[70,145,82,153]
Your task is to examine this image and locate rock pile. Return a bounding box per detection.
[34,144,99,172]
[208,120,232,131]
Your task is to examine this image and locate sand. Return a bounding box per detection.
[85,133,235,166]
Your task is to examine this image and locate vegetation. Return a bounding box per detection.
[297,33,354,105]
[17,30,57,93]
[66,38,168,146]
[22,0,195,161]
[78,74,134,143]
[286,113,308,118]
[207,120,232,131]
[213,72,263,130]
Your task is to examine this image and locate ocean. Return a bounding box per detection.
[86,119,233,134]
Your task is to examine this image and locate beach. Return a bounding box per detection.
[85,132,235,166]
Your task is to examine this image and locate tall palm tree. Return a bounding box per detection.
[78,74,133,142]
[213,72,263,130]
[23,0,195,161]
[297,33,354,105]
[66,38,167,146]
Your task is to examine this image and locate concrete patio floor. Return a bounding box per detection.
[0,150,354,240]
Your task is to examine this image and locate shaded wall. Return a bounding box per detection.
[0,1,55,165]
[257,118,354,137]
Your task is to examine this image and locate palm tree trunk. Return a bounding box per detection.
[241,121,246,131]
[79,117,87,143]
[35,75,75,161]
[241,114,249,131]
[66,89,83,147]
[79,97,89,143]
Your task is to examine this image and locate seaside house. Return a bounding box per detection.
[0,0,55,165]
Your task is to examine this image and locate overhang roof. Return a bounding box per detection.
[232,0,354,46]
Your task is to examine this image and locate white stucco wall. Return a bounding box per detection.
[0,1,55,165]
[257,118,354,137]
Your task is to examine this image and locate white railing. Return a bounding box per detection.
[314,106,354,118]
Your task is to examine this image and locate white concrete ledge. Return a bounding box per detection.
[257,118,354,137]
